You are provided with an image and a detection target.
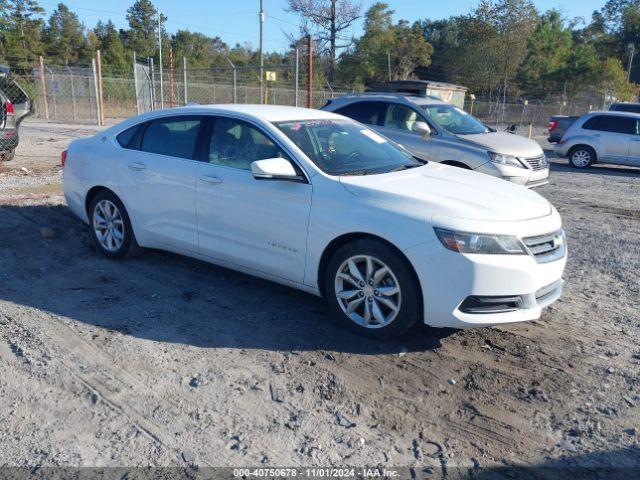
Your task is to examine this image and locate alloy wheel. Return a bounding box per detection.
[571,149,591,167]
[334,255,402,329]
[93,199,125,252]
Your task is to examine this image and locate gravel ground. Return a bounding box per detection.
[0,120,639,477]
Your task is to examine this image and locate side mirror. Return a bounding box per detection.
[251,157,304,182]
[412,121,431,138]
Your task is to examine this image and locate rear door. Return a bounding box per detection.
[626,118,640,166]
[582,115,636,164]
[195,115,312,283]
[115,115,204,252]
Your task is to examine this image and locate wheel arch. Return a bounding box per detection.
[568,143,598,162]
[316,232,423,313]
[84,185,116,218]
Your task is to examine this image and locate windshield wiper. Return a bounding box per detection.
[338,169,370,176]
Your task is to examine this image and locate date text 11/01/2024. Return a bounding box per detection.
[233,468,401,478]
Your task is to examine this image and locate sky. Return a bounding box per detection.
[37,0,607,52]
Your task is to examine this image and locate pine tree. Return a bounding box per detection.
[43,2,89,65]
[0,0,45,67]
[94,20,129,74]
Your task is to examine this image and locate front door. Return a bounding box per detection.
[195,116,312,283]
[376,103,432,161]
[115,115,204,252]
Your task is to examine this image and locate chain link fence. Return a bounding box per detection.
[0,54,624,144]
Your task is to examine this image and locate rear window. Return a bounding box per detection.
[582,115,638,135]
[140,116,203,159]
[116,124,142,149]
[334,101,385,126]
[0,78,29,104]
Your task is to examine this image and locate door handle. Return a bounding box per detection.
[199,175,223,185]
[128,162,147,171]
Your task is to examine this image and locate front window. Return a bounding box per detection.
[274,119,422,176]
[420,104,489,135]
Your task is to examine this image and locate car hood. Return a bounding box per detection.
[458,132,543,158]
[339,163,552,222]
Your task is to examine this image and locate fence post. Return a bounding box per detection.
[38,56,49,120]
[227,58,237,104]
[150,57,156,110]
[50,70,57,121]
[133,52,140,114]
[91,57,101,126]
[307,35,313,108]
[68,66,77,123]
[96,50,104,126]
[295,49,299,107]
[183,56,188,105]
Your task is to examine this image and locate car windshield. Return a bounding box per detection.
[420,104,489,135]
[274,119,422,176]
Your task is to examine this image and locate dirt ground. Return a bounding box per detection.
[0,120,639,477]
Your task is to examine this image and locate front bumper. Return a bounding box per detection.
[404,219,567,329]
[475,161,549,188]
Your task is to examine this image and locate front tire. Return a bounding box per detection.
[569,146,595,168]
[88,190,140,259]
[324,239,420,339]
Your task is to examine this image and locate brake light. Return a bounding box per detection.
[61,149,67,167]
[5,101,14,114]
[548,120,558,132]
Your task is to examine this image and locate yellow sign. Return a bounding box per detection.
[265,71,277,82]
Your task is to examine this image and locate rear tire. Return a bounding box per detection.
[88,190,141,259]
[324,238,420,339]
[568,146,595,168]
[1,149,15,162]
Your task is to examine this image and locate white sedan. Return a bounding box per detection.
[62,105,567,338]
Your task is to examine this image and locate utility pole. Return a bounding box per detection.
[157,8,164,109]
[387,51,391,81]
[259,0,265,104]
[628,43,635,82]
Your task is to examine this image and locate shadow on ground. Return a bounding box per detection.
[0,203,454,354]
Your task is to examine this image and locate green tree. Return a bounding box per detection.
[94,20,129,74]
[170,30,228,68]
[43,3,89,65]
[0,0,44,66]
[124,0,164,58]
[338,3,432,84]
[516,10,574,96]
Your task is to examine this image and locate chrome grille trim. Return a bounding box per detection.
[523,154,548,171]
[523,230,566,263]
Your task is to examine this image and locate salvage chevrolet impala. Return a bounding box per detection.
[62,105,567,338]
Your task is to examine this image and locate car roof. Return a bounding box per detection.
[172,104,342,122]
[330,92,449,107]
[584,110,640,118]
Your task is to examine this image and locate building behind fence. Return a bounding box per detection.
[11,54,625,135]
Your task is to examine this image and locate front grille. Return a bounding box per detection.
[524,154,548,171]
[523,230,566,263]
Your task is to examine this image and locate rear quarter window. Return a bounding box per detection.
[116,124,143,149]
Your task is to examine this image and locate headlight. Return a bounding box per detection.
[488,152,526,168]
[434,228,527,255]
